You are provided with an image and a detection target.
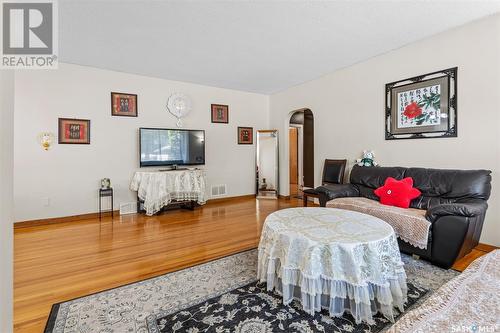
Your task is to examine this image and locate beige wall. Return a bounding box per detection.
[0,71,14,332]
[270,14,500,246]
[14,63,269,221]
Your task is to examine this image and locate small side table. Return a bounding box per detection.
[99,188,114,219]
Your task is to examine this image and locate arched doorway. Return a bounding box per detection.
[288,109,314,198]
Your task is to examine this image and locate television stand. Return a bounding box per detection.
[130,169,207,216]
[159,164,183,171]
[159,167,188,172]
[136,197,196,213]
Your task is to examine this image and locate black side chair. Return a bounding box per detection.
[303,159,347,206]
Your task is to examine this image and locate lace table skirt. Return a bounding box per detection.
[130,170,207,216]
[257,207,408,324]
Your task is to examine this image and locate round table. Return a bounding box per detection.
[257,207,407,324]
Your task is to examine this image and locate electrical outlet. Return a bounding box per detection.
[43,197,50,207]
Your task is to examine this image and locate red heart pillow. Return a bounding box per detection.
[374,177,421,208]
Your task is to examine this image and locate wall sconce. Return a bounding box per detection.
[37,132,55,151]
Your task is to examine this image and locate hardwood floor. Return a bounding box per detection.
[451,248,490,271]
[14,197,299,332]
[13,197,489,332]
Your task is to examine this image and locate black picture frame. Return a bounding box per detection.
[111,92,138,117]
[58,118,91,144]
[385,67,457,140]
[237,126,253,145]
[211,104,229,123]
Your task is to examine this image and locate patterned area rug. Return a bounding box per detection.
[44,249,458,333]
[150,281,426,333]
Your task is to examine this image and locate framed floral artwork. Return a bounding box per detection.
[385,67,457,140]
[58,118,91,144]
[211,104,229,123]
[237,127,253,144]
[111,92,138,117]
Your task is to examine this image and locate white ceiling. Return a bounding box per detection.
[59,1,500,94]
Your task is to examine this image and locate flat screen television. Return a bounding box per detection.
[139,128,205,167]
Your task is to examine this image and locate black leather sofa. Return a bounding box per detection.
[316,165,492,268]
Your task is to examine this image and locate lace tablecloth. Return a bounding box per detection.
[130,170,207,216]
[257,207,407,324]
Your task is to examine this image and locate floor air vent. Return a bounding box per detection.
[211,184,227,197]
[120,202,137,215]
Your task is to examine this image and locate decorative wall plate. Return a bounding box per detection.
[37,132,55,150]
[167,93,192,127]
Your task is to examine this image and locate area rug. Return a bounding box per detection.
[149,280,426,333]
[45,249,458,333]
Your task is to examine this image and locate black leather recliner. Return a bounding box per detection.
[316,165,492,268]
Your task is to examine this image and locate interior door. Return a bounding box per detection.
[289,127,298,186]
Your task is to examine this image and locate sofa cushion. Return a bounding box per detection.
[350,166,406,190]
[374,177,421,208]
[350,166,407,201]
[406,168,492,210]
[326,197,430,249]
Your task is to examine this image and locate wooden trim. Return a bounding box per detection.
[278,195,290,200]
[476,243,499,253]
[257,129,278,133]
[206,194,256,204]
[14,210,119,229]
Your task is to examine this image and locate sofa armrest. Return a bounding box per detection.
[425,199,488,222]
[316,184,359,207]
[431,215,471,268]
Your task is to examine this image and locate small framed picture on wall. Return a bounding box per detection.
[211,104,229,123]
[111,92,138,117]
[237,126,253,144]
[58,118,91,144]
